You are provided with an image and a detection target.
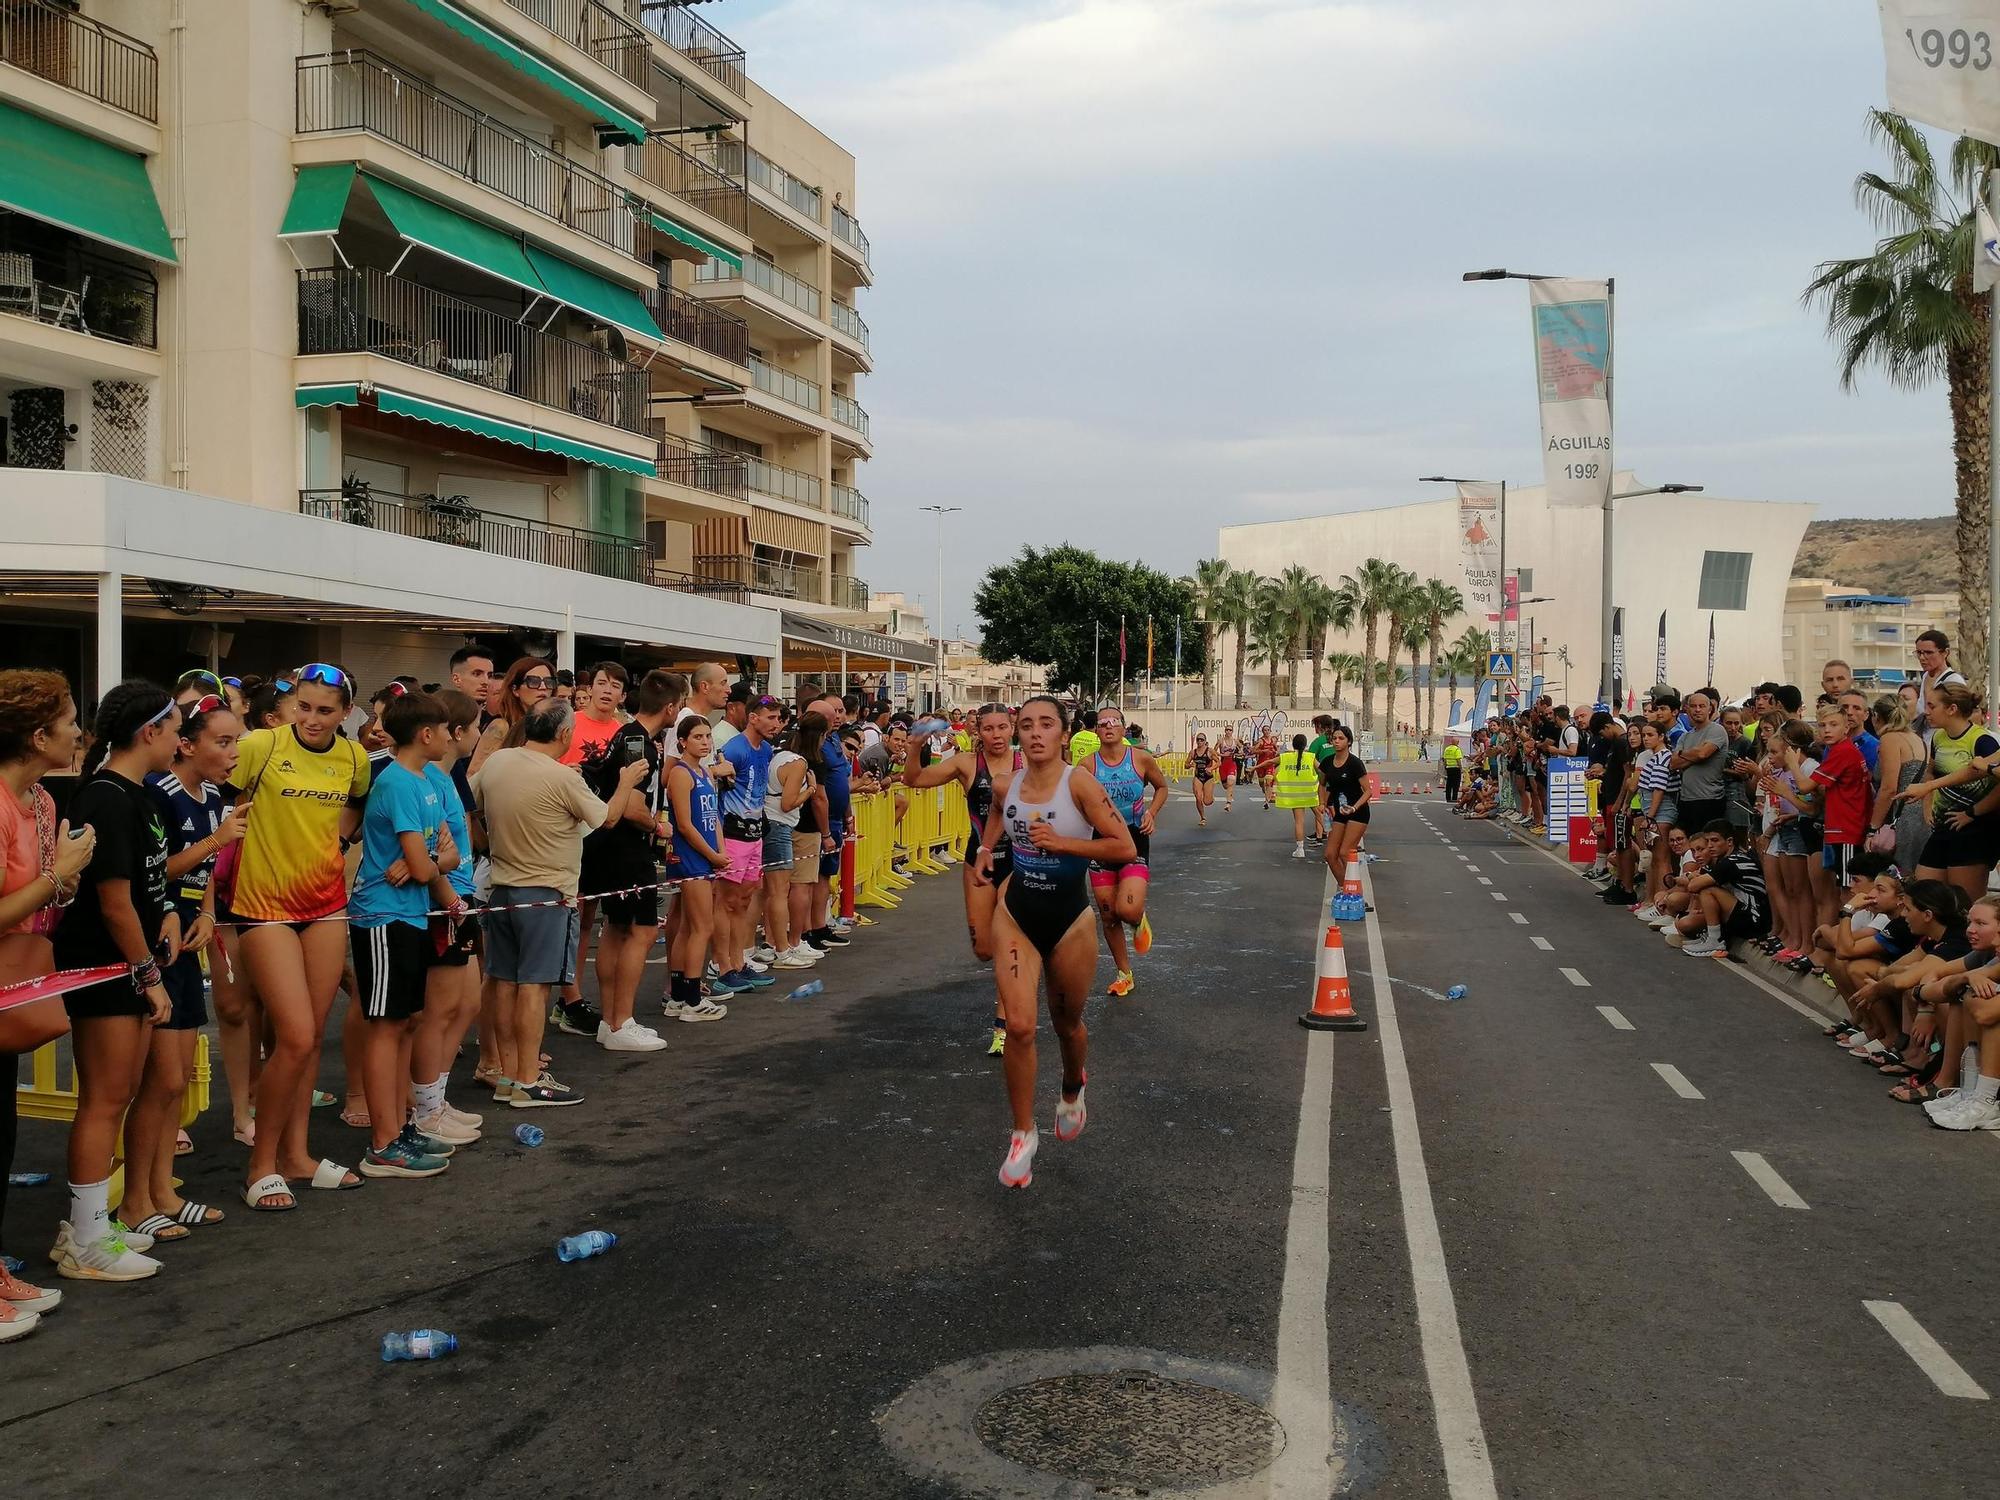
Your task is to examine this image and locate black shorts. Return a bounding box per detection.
[1331,807,1372,826]
[61,967,146,1021]
[429,912,481,968]
[1919,817,2000,871]
[1091,826,1150,878]
[601,886,661,927]
[1721,892,1770,941]
[1675,798,1726,835]
[159,951,208,1030]
[352,921,430,1021]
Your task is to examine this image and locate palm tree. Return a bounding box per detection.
[1187,557,1235,710]
[1403,617,1427,745]
[1336,558,1407,735]
[1380,566,1421,760]
[1271,563,1320,708]
[1248,579,1291,707]
[1414,578,1465,743]
[1214,567,1262,708]
[1806,110,1998,696]
[1297,578,1343,708]
[1326,651,1361,715]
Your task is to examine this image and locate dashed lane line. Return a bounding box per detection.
[1731,1151,1809,1211]
[1651,1062,1705,1100]
[1558,967,1590,988]
[1863,1301,1991,1400]
[1529,936,1553,951]
[1508,913,1528,925]
[1489,892,1508,902]
[1596,1005,1634,1031]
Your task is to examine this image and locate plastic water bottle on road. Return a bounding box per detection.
[1446,985,1468,1001]
[556,1230,617,1262]
[381,1329,458,1361]
[513,1124,544,1147]
[785,980,824,1001]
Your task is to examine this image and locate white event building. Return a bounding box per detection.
[1216,473,1814,719]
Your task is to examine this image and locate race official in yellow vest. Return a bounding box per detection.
[1276,735,1320,860]
[1443,739,1464,803]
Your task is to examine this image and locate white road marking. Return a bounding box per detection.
[1559,967,1589,987]
[1508,912,1528,925]
[1596,1005,1634,1030]
[1446,845,1459,851]
[1267,871,1342,1494]
[1476,877,1493,886]
[1463,864,1480,873]
[1489,892,1508,901]
[1354,865,1500,1498]
[1863,1300,1991,1400]
[1529,936,1553,951]
[1731,1151,1809,1211]
[1651,1062,1704,1099]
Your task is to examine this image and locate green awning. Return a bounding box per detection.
[523,244,661,344]
[534,430,654,477]
[0,99,175,263]
[396,0,646,144]
[295,383,360,409]
[377,388,540,453]
[646,210,742,272]
[363,174,546,300]
[280,165,357,238]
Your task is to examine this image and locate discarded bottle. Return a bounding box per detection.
[785,980,825,1001]
[0,1255,23,1275]
[6,1172,50,1186]
[513,1124,544,1147]
[380,1329,458,1362]
[1446,985,1468,1001]
[556,1230,617,1262]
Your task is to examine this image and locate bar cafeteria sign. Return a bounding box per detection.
[1878,3,2000,144]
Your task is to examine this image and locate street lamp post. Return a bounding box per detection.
[919,504,961,712]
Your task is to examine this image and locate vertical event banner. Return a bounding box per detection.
[1611,606,1626,706]
[1528,279,1613,507]
[1655,611,1668,686]
[1457,482,1501,622]
[1878,4,2000,145]
[1546,754,1591,846]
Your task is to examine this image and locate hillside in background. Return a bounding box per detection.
[1791,517,1957,597]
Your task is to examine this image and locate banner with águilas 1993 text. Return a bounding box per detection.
[1456,482,1501,623]
[1528,278,1613,507]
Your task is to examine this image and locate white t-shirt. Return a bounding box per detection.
[765,749,804,829]
[1559,725,1579,754]
[710,716,740,768]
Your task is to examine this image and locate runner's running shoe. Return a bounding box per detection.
[1106,971,1135,997]
[986,1028,1006,1057]
[1055,1076,1087,1143]
[998,1129,1038,1188]
[1134,914,1153,956]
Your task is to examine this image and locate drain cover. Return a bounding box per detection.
[974,1369,1282,1488]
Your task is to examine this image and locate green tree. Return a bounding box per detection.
[973,544,1202,698]
[1300,577,1346,709]
[1214,566,1263,708]
[1415,578,1466,742]
[1806,109,1998,696]
[1326,650,1362,714]
[1187,557,1235,710]
[1380,565,1421,758]
[1248,578,1292,708]
[1337,558,1408,736]
[1271,563,1320,706]
[1403,616,1427,745]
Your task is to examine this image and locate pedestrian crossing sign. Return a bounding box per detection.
[1486,652,1515,679]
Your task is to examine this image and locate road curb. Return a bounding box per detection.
[1478,816,1849,1025]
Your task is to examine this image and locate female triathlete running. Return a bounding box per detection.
[1217,726,1241,812]
[1190,733,1215,825]
[902,703,1020,1054]
[1086,707,1168,998]
[228,665,371,1211]
[1254,729,1280,810]
[972,696,1134,1189]
[1319,725,1373,883]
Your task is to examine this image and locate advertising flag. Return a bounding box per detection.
[1147,616,1154,673]
[1655,611,1668,686]
[1119,616,1127,668]
[1879,5,2000,146]
[1611,606,1626,707]
[1456,482,1501,622]
[1706,612,1717,684]
[1529,278,1613,507]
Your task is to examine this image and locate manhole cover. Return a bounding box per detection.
[974,1369,1282,1488]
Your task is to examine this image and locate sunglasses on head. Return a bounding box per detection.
[176,669,223,694]
[273,677,295,695]
[221,677,242,690]
[184,694,226,717]
[377,681,410,703]
[296,664,351,691]
[750,695,780,709]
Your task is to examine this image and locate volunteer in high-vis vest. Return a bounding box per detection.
[1443,738,1463,803]
[1275,734,1320,860]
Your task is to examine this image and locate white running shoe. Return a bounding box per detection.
[442,1101,484,1131]
[1054,1083,1087,1143]
[1680,935,1725,958]
[751,944,778,965]
[1662,930,1686,948]
[773,946,818,969]
[54,1228,160,1282]
[1632,904,1659,922]
[1923,1088,1964,1119]
[677,998,728,1023]
[741,956,770,975]
[1291,843,1305,860]
[998,1128,1038,1188]
[413,1109,481,1144]
[603,1018,668,1052]
[1931,1094,2000,1131]
[1649,914,1677,930]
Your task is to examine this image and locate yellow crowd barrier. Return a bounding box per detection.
[1156,751,1190,781]
[842,781,971,914]
[18,1032,210,1129]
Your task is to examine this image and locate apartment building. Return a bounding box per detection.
[1780,578,1960,690]
[0,0,884,697]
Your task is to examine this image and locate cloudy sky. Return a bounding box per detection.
[724,0,1949,635]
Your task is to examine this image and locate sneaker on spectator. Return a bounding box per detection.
[1930,1094,2000,1131]
[741,955,770,974]
[708,971,751,994]
[603,1018,667,1052]
[1598,886,1634,904]
[360,1137,451,1178]
[511,1074,583,1108]
[734,968,776,990]
[52,1227,159,1282]
[1681,934,1725,957]
[678,998,729,1023]
[413,1109,480,1145]
[773,946,818,969]
[821,927,852,947]
[1663,930,1687,948]
[751,944,778,965]
[1633,904,1660,922]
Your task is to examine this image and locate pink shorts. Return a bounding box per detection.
[721,837,763,885]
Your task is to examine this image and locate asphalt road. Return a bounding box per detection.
[5,770,1997,1498]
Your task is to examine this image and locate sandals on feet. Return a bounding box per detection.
[174,1129,193,1157]
[124,1213,191,1242]
[171,1201,224,1227]
[292,1159,361,1191]
[338,1108,371,1129]
[241,1174,296,1212]
[1890,1079,1938,1104]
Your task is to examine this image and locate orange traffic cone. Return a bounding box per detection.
[1300,919,1368,1031]
[1340,854,1363,898]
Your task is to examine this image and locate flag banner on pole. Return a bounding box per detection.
[1878,5,2000,146]
[1470,677,1493,727]
[1502,572,1520,625]
[1456,482,1502,621]
[1655,611,1668,685]
[1529,278,1614,507]
[1611,606,1626,706]
[1706,611,1717,684]
[1147,617,1154,673]
[1119,617,1127,667]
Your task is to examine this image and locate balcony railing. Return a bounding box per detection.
[302,486,650,582]
[707,141,821,223]
[641,281,747,364]
[639,2,746,97]
[0,219,158,348]
[743,454,820,510]
[829,300,869,350]
[749,355,819,413]
[625,135,747,234]
[830,485,869,530]
[0,0,157,121]
[831,574,870,611]
[498,0,650,86]
[831,206,870,268]
[695,554,824,604]
[830,391,869,439]
[297,266,649,434]
[697,253,819,320]
[655,428,747,499]
[297,53,636,258]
